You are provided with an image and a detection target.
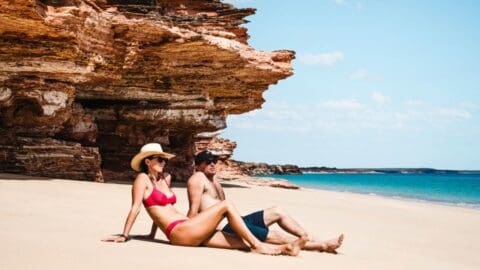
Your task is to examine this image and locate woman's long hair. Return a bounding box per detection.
[140,158,149,174]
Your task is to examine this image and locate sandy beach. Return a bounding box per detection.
[1,173,480,270]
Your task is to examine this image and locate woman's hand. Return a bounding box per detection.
[101,235,130,243]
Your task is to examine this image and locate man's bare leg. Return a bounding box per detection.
[317,234,344,253]
[263,206,308,238]
[266,230,344,253]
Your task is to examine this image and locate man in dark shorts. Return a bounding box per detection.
[222,210,269,241]
[186,150,343,252]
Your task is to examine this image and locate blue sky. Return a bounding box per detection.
[222,0,480,170]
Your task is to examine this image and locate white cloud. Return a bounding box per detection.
[435,108,472,120]
[401,100,475,127]
[404,100,473,121]
[458,101,480,111]
[405,99,424,107]
[228,97,476,134]
[334,0,347,4]
[349,68,369,80]
[298,52,344,66]
[322,99,365,110]
[371,91,390,105]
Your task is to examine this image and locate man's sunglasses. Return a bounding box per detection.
[204,159,218,165]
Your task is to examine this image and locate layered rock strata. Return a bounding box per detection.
[194,132,236,159]
[216,158,300,189]
[0,0,294,182]
[230,160,302,176]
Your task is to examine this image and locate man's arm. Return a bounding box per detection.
[186,174,204,218]
[213,176,226,200]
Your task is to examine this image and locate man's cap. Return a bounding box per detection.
[194,150,218,165]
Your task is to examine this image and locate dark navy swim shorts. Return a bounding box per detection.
[222,210,269,241]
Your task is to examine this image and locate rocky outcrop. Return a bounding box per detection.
[233,160,302,175]
[0,1,294,181]
[229,176,300,190]
[0,134,102,180]
[216,159,300,189]
[194,132,236,160]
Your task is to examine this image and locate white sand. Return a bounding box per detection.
[1,173,480,270]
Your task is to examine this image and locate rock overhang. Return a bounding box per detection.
[0,0,294,181]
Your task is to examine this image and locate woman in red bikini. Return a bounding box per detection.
[102,143,305,256]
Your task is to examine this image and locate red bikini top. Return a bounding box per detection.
[143,187,177,208]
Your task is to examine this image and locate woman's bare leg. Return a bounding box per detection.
[170,200,304,255]
[202,231,249,250]
[170,200,258,247]
[203,231,309,255]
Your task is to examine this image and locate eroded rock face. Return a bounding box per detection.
[217,159,301,179]
[236,161,302,175]
[215,158,301,189]
[0,0,294,181]
[194,132,236,159]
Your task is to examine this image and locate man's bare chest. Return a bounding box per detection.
[203,180,221,199]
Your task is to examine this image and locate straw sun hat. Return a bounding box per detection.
[130,143,175,172]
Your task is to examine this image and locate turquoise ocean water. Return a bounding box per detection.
[263,173,480,209]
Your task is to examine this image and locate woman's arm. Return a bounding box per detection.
[120,175,146,238]
[102,174,147,242]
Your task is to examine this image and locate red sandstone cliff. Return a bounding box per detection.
[0,0,294,182]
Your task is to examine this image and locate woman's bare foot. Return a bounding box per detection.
[251,236,307,256]
[250,243,283,256]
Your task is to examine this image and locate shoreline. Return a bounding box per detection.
[253,173,480,211]
[296,185,480,211]
[246,175,480,211]
[299,168,480,174]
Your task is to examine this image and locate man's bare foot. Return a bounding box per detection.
[282,236,308,256]
[319,234,344,254]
